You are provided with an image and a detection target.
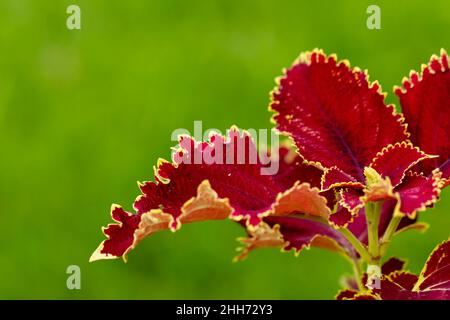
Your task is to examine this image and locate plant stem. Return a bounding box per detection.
[380,214,402,256]
[339,228,371,263]
[351,259,365,291]
[365,201,382,265]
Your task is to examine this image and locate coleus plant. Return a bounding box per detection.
[91,49,450,300]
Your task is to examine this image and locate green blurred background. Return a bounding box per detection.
[0,0,449,299]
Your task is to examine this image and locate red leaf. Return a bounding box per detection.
[396,50,450,182]
[417,239,450,291]
[378,238,450,299]
[369,142,434,187]
[91,128,331,261]
[336,289,358,300]
[339,188,364,213]
[275,144,323,189]
[395,172,441,218]
[381,257,406,276]
[235,215,358,261]
[234,223,284,261]
[263,215,357,259]
[329,205,354,228]
[94,206,141,260]
[321,167,364,190]
[271,49,408,181]
[388,271,418,291]
[243,191,408,258]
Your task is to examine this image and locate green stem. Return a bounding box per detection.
[351,259,365,291]
[380,214,402,256]
[339,228,371,263]
[365,201,382,265]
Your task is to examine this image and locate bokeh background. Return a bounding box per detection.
[0,0,449,299]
